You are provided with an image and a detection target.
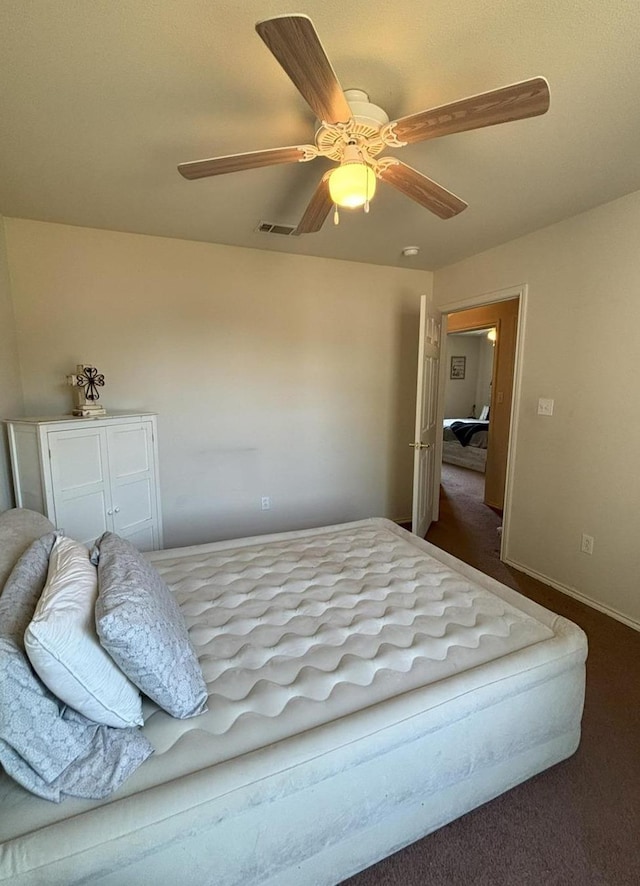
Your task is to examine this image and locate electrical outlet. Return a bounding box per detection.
[261,496,271,511]
[580,533,594,555]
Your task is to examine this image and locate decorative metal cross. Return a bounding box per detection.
[66,364,107,416]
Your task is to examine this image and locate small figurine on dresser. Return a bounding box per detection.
[66,364,106,416]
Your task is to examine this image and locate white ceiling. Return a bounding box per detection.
[1,0,639,271]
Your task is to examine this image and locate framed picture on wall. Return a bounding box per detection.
[450,356,466,379]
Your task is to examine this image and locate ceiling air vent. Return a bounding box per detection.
[256,221,298,236]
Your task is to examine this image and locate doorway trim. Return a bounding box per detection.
[435,283,528,561]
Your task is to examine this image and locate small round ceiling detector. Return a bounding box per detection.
[402,246,420,257]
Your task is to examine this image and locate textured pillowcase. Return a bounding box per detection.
[0,508,55,593]
[24,535,143,728]
[0,532,153,802]
[93,532,208,719]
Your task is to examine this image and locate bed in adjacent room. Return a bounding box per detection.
[442,417,489,472]
[0,511,587,886]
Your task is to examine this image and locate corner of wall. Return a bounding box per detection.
[0,216,25,511]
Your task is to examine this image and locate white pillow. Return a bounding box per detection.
[24,535,143,728]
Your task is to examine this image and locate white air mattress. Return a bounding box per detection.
[0,519,587,886]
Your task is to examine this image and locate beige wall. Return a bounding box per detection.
[442,334,493,420]
[444,334,480,418]
[434,189,640,626]
[0,217,24,510]
[4,219,432,546]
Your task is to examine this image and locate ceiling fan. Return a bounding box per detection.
[178,14,550,234]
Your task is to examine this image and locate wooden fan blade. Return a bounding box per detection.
[379,160,467,219]
[390,77,550,144]
[178,145,312,180]
[256,15,352,124]
[295,174,333,234]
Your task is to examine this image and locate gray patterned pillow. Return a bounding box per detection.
[0,532,153,802]
[93,532,208,719]
[0,508,55,592]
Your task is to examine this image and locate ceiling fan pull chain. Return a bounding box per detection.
[334,205,340,225]
[364,164,371,213]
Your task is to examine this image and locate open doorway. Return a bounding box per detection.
[442,327,495,478]
[429,296,520,560]
[438,324,502,562]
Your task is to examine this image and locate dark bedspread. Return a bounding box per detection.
[449,421,489,448]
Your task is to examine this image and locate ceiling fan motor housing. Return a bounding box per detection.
[315,89,390,162]
[342,89,389,128]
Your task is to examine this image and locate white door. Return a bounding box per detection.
[48,427,112,545]
[107,421,158,551]
[411,295,442,536]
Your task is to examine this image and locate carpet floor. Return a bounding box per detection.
[342,464,640,886]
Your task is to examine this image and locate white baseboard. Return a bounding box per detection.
[504,556,640,633]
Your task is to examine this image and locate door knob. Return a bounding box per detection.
[114,507,121,513]
[409,441,431,450]
[107,509,113,516]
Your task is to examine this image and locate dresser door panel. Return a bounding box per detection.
[55,490,110,545]
[48,429,112,543]
[108,425,151,477]
[107,422,158,547]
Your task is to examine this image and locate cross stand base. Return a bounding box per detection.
[71,404,107,417]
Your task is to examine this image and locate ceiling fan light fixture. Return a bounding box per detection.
[328,146,376,209]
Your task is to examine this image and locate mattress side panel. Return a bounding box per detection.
[1,654,585,885]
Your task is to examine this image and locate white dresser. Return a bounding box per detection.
[6,413,163,551]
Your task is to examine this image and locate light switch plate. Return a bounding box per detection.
[537,398,554,415]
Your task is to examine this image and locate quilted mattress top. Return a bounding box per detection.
[0,518,584,850]
[145,518,555,756]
